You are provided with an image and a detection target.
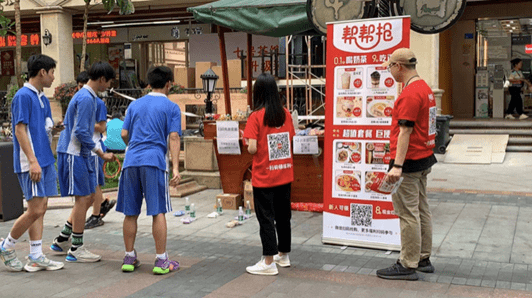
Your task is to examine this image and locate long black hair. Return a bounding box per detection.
[253,73,285,127]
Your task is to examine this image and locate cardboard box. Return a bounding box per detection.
[196,62,217,89]
[216,193,242,210]
[212,63,241,89]
[227,59,242,88]
[174,67,195,88]
[243,180,254,210]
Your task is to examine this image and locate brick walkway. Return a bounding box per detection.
[3,189,532,297]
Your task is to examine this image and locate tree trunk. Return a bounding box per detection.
[14,0,22,87]
[80,0,90,72]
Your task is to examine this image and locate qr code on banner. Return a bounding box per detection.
[350,203,372,227]
[267,132,291,161]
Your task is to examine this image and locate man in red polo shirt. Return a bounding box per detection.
[377,48,437,281]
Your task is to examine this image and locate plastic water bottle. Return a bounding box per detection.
[238,206,244,223]
[185,197,190,213]
[190,203,196,218]
[217,198,223,214]
[245,200,251,216]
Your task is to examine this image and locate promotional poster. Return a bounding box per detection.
[323,17,411,250]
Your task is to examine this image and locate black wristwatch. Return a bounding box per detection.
[393,164,403,168]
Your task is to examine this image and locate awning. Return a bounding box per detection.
[187,0,318,37]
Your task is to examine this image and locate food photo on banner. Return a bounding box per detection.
[323,16,411,250]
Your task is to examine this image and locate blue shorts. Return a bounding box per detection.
[116,166,171,216]
[92,155,105,187]
[57,153,96,197]
[17,164,58,200]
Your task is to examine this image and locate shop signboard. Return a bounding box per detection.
[526,44,532,54]
[1,51,14,76]
[402,0,466,34]
[323,16,410,250]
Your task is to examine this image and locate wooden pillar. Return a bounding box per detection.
[218,26,232,115]
[247,33,253,109]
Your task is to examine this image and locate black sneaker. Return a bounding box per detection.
[99,199,116,218]
[377,261,418,280]
[417,258,435,273]
[85,216,104,229]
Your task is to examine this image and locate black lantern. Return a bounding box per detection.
[42,29,52,46]
[200,68,219,116]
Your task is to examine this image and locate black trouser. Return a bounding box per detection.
[253,183,292,256]
[507,86,524,115]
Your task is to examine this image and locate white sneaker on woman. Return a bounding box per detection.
[246,258,278,275]
[505,114,516,119]
[273,254,291,267]
[519,114,529,120]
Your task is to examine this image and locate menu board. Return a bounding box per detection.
[323,17,410,250]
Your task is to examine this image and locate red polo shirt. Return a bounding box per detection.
[390,80,436,160]
[243,108,296,188]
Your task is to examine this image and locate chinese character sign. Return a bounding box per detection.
[1,51,14,76]
[0,34,39,48]
[323,17,410,250]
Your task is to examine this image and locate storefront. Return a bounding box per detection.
[441,0,532,119]
[71,23,211,89]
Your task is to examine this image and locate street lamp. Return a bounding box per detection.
[42,29,52,46]
[200,68,219,117]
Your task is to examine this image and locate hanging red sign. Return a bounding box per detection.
[0,34,40,48]
[72,30,117,44]
[526,44,532,54]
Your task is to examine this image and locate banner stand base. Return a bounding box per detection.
[322,237,401,252]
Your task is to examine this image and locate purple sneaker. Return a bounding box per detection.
[153,258,179,275]
[121,252,141,272]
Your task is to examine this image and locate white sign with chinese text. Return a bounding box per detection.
[216,121,241,154]
[217,139,241,155]
[216,121,239,139]
[293,136,319,155]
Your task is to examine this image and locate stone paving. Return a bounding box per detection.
[2,188,532,297]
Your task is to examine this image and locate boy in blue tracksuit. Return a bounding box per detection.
[51,62,115,263]
[0,55,65,272]
[84,96,110,229]
[117,66,182,274]
[75,75,115,229]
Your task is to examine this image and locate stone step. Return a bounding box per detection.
[450,120,532,129]
[508,136,532,145]
[449,129,532,136]
[170,179,207,198]
[506,145,532,152]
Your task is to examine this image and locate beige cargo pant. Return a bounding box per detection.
[391,168,432,269]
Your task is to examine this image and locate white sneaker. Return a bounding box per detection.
[0,247,23,271]
[273,254,291,267]
[505,114,516,119]
[246,258,278,275]
[24,255,65,272]
[519,114,529,120]
[66,246,101,263]
[50,238,70,255]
